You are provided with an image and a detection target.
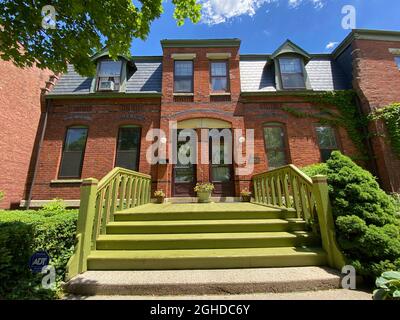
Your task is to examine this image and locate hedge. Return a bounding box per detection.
[0,205,78,299]
[302,151,400,281]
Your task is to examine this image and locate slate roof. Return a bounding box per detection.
[50,57,163,95]
[239,56,352,92]
[49,51,351,96]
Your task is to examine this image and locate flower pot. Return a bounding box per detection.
[197,191,212,203]
[155,196,165,204]
[241,195,251,202]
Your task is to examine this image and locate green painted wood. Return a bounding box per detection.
[106,219,306,234]
[87,247,327,270]
[312,175,346,270]
[66,178,98,280]
[96,231,319,250]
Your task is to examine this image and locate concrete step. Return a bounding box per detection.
[64,266,340,296]
[87,247,327,270]
[96,231,319,250]
[106,218,307,234]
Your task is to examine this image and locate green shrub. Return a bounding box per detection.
[302,152,400,281]
[373,271,400,300]
[301,163,328,177]
[40,198,67,216]
[0,208,78,299]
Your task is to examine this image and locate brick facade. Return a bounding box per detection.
[0,60,52,209]
[27,45,360,201]
[352,38,400,192]
[23,30,400,204]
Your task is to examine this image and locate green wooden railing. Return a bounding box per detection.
[66,167,151,279]
[252,164,346,270]
[253,164,316,224]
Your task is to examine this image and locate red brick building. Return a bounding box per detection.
[23,29,400,207]
[0,60,53,209]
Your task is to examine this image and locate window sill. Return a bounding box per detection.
[50,179,83,184]
[210,92,231,96]
[173,93,194,96]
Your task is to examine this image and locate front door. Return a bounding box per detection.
[209,129,234,196]
[172,129,197,197]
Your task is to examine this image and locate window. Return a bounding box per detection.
[115,126,141,171]
[174,60,193,93]
[210,61,229,92]
[395,56,400,70]
[279,57,306,89]
[97,60,122,91]
[263,123,289,169]
[315,126,339,162]
[59,127,88,178]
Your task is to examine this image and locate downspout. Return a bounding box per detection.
[26,99,50,209]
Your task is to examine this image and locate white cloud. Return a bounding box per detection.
[326,41,339,49]
[200,0,327,25]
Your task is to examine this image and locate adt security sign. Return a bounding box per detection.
[29,251,50,273]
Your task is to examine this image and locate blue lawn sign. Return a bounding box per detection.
[29,251,50,273]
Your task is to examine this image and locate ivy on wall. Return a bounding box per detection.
[282,90,368,159]
[369,103,400,157]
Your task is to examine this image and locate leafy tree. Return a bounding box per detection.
[0,0,201,76]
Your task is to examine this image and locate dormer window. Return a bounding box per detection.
[278,57,306,89]
[97,60,122,92]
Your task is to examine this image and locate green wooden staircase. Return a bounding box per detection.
[66,166,345,280]
[86,203,326,270]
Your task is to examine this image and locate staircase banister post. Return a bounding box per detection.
[311,175,346,270]
[66,178,98,280]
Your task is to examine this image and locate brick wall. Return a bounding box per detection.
[28,46,360,201]
[352,39,400,192]
[28,98,161,200]
[0,60,52,209]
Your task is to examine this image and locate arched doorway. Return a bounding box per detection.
[173,118,234,197]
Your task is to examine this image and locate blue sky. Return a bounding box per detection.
[130,0,400,56]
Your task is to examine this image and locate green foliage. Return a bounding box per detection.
[0,191,4,203]
[0,0,201,76]
[314,151,400,280]
[194,182,215,193]
[0,208,78,299]
[391,193,400,218]
[283,91,368,158]
[369,103,400,157]
[373,271,400,300]
[301,163,328,177]
[40,198,67,216]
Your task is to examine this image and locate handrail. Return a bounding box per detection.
[66,167,152,280]
[252,165,346,270]
[252,164,315,224]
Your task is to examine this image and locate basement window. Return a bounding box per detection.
[97,60,122,92]
[279,57,306,89]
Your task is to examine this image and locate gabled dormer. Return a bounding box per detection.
[90,48,136,93]
[271,40,312,91]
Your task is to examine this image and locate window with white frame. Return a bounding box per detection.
[279,57,306,89]
[97,60,122,92]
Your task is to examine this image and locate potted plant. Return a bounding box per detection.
[154,190,165,204]
[194,182,214,203]
[240,188,252,202]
